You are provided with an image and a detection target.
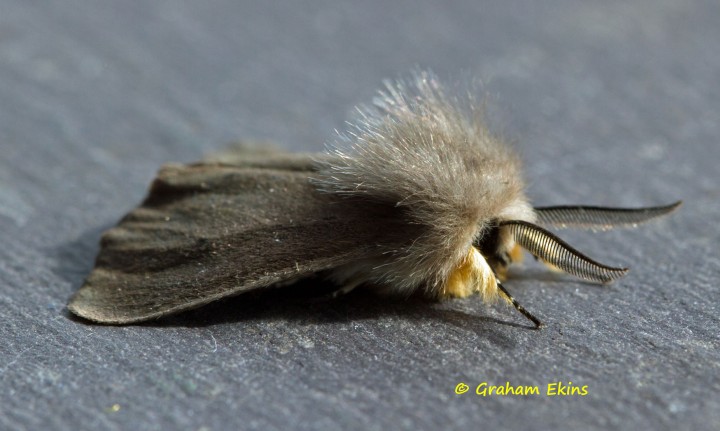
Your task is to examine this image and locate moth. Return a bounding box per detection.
[68,70,680,327]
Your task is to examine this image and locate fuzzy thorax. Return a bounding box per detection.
[316,70,534,297]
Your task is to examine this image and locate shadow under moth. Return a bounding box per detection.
[68,70,680,327]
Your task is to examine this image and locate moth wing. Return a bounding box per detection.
[68,160,376,324]
[201,142,332,170]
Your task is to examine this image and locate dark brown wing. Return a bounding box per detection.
[201,143,327,171]
[68,158,387,324]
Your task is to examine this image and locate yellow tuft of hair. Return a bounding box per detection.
[441,247,505,303]
[509,244,524,263]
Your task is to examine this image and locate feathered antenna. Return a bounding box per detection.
[535,201,682,231]
[492,201,681,327]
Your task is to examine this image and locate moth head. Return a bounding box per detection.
[474,220,517,279]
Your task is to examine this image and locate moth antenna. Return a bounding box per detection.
[534,201,682,231]
[500,220,629,283]
[496,281,543,329]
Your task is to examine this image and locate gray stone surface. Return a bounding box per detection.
[1,1,718,430]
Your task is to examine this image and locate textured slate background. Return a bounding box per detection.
[1,1,718,430]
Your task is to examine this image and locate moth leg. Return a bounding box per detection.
[331,279,364,298]
[441,247,499,302]
[494,244,524,281]
[443,247,543,328]
[536,256,564,273]
[509,244,524,264]
[496,282,544,329]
